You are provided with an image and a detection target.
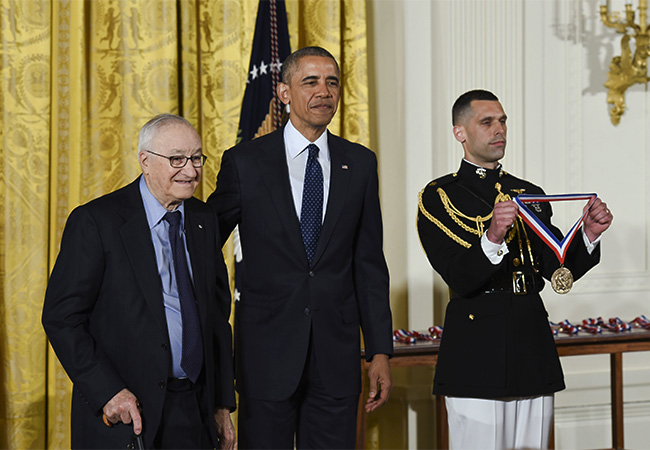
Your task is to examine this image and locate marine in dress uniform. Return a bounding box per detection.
[417,90,612,449]
[418,160,599,398]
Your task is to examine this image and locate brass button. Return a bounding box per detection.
[469,314,475,320]
[497,250,503,256]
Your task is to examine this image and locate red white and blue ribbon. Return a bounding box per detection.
[514,193,598,263]
[393,327,443,344]
[392,330,417,344]
[429,326,444,339]
[550,317,635,335]
[581,318,603,334]
[550,320,579,335]
[632,315,650,329]
[603,317,632,332]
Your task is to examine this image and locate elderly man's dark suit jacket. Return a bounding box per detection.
[42,178,235,449]
[208,127,393,401]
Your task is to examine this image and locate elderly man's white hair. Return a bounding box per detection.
[138,114,195,155]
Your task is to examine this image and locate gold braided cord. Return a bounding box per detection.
[418,188,472,248]
[419,180,537,292]
[493,183,517,244]
[437,188,491,236]
[519,217,538,272]
[514,218,527,265]
[419,183,521,249]
[494,182,511,203]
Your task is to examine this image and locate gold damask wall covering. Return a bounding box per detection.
[0,0,371,448]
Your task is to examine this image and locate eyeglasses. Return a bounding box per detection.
[146,150,207,168]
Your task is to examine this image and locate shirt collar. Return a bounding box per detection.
[462,158,502,171]
[139,176,185,230]
[284,120,330,161]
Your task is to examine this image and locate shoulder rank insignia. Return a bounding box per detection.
[429,172,458,188]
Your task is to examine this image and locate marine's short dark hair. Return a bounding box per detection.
[452,90,500,125]
[280,46,340,84]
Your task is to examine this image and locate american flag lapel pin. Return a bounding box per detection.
[341,164,349,170]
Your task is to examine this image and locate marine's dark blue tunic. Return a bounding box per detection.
[417,160,600,398]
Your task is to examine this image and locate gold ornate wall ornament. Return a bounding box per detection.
[600,0,650,125]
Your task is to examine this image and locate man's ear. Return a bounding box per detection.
[276,82,290,105]
[453,125,466,143]
[138,151,149,173]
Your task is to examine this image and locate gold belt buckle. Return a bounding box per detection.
[512,271,527,295]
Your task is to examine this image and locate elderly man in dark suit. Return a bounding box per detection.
[208,46,393,449]
[42,114,236,449]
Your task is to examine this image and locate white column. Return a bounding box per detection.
[404,0,435,332]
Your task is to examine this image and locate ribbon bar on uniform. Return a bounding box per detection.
[514,193,598,263]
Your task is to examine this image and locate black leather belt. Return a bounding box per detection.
[483,271,542,295]
[167,377,194,391]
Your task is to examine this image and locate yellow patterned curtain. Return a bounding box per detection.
[0,0,368,448]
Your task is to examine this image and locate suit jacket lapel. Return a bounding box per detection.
[119,179,169,335]
[258,131,307,259]
[311,133,351,266]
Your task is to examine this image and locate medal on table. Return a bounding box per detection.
[514,193,598,294]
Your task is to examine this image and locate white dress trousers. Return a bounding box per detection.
[445,395,554,450]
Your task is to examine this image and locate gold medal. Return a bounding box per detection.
[551,266,573,294]
[516,193,598,295]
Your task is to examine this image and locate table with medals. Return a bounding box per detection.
[357,323,650,450]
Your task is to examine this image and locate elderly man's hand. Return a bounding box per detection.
[214,407,236,450]
[102,388,142,435]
